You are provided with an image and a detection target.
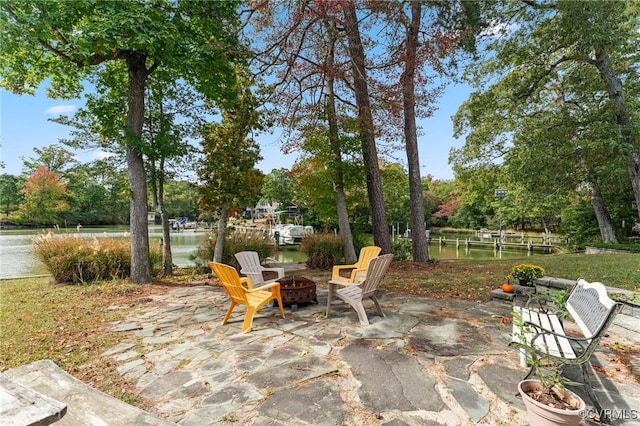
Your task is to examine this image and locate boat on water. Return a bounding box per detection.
[269,207,313,245]
[169,217,211,231]
[271,223,314,245]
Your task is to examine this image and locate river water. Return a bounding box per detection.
[0,226,542,279]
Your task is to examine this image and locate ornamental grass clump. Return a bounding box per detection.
[33,234,161,284]
[299,232,343,269]
[510,263,546,285]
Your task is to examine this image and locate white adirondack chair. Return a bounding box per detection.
[234,251,285,287]
[326,254,393,325]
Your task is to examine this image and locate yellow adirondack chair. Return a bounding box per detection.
[208,262,285,333]
[331,245,382,283]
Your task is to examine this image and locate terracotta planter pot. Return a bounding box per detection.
[518,380,585,426]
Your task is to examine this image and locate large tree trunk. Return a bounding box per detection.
[325,17,357,264]
[157,158,173,276]
[214,201,229,262]
[401,0,429,262]
[594,48,640,220]
[342,0,391,254]
[126,53,151,283]
[586,179,619,243]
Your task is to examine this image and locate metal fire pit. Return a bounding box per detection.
[276,276,317,311]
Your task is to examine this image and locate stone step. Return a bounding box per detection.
[490,288,514,301]
[4,360,175,426]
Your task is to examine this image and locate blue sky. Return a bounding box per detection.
[1,82,469,180]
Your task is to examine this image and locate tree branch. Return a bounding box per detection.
[520,0,557,10]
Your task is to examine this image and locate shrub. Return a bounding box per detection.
[510,263,546,284]
[391,239,413,261]
[197,229,275,270]
[349,230,373,259]
[33,234,162,284]
[299,232,343,269]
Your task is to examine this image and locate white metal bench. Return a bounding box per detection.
[511,278,622,412]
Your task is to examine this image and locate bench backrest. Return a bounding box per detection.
[566,278,618,339]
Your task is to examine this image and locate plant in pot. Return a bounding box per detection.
[512,312,586,426]
[511,263,545,286]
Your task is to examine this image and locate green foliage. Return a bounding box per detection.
[261,168,295,207]
[289,155,367,230]
[198,74,265,217]
[525,287,571,322]
[299,232,343,270]
[391,239,413,261]
[1,1,242,100]
[21,145,79,176]
[196,230,275,270]
[558,199,601,249]
[0,173,22,217]
[33,235,162,284]
[451,0,640,241]
[550,289,570,321]
[163,181,200,220]
[381,163,411,225]
[349,230,373,259]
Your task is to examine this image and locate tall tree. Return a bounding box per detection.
[55,73,205,273]
[1,1,241,282]
[342,0,391,253]
[143,79,205,276]
[198,77,264,262]
[454,1,639,216]
[21,145,79,177]
[372,0,483,262]
[323,12,357,263]
[19,167,68,225]
[0,174,22,218]
[453,0,638,240]
[248,1,361,262]
[399,0,429,261]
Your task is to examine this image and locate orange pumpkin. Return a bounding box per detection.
[501,283,513,293]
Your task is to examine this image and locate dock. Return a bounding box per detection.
[434,236,555,253]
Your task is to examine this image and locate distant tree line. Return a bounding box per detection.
[1,1,637,282]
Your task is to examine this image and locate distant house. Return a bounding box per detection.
[253,201,278,218]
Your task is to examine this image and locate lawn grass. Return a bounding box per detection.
[382,252,640,301]
[1,252,637,404]
[0,277,164,406]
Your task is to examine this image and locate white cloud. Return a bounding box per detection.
[480,21,520,39]
[91,150,116,161]
[45,104,77,115]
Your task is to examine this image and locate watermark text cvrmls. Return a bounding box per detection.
[579,408,639,420]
